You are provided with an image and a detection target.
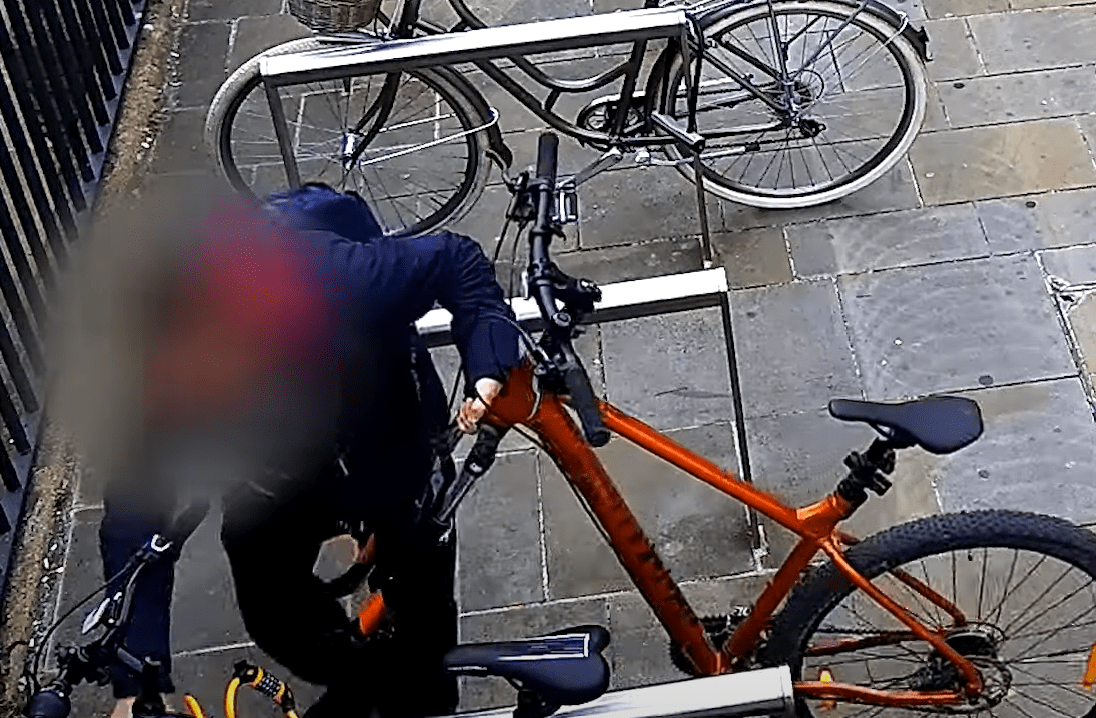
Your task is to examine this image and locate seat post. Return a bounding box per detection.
[836,438,898,509]
[514,689,560,718]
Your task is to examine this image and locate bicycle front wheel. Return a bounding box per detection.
[205,37,489,237]
[761,511,1096,717]
[659,0,928,208]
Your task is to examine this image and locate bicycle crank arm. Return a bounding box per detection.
[559,147,625,190]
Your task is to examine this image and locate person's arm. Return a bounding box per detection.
[319,230,521,390]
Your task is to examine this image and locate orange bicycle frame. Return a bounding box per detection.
[360,362,984,708]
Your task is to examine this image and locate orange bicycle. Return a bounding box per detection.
[354,132,1096,717]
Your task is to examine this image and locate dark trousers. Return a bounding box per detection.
[99,457,459,716]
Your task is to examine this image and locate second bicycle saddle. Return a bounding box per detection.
[443,625,611,706]
[828,396,983,454]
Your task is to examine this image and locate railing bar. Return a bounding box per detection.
[49,0,109,125]
[1,2,92,204]
[66,0,117,101]
[0,61,80,243]
[82,0,124,75]
[114,0,136,28]
[23,1,102,172]
[0,109,57,306]
[101,0,130,49]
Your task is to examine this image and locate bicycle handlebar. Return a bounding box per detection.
[535,132,559,187]
[529,133,610,448]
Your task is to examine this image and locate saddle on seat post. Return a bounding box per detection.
[443,625,611,716]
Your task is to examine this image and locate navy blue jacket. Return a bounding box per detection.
[264,186,520,501]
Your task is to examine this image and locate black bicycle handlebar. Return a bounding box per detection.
[535,132,559,187]
[529,133,610,448]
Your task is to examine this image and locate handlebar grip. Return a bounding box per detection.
[535,132,559,186]
[26,689,71,718]
[562,363,610,447]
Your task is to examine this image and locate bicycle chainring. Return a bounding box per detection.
[668,611,751,676]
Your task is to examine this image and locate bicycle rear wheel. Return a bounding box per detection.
[205,36,489,237]
[761,511,1096,717]
[658,0,928,208]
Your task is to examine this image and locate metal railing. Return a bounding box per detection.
[0,0,144,587]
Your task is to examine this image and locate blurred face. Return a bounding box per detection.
[144,288,279,425]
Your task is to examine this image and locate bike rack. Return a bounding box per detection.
[417,266,757,494]
[417,268,727,345]
[260,8,690,83]
[256,6,716,266]
[451,667,796,718]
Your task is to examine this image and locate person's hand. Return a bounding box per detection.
[458,377,503,433]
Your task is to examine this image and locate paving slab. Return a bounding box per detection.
[922,18,984,81]
[461,0,592,27]
[975,187,1096,252]
[578,167,725,248]
[600,308,735,430]
[1079,113,1096,159]
[1065,292,1096,372]
[53,507,249,657]
[460,596,610,709]
[555,237,704,286]
[188,0,285,21]
[785,204,990,276]
[540,424,753,600]
[710,227,792,289]
[745,408,940,563]
[721,159,922,231]
[936,67,1096,129]
[456,450,544,612]
[71,645,325,718]
[149,108,215,175]
[732,279,861,418]
[966,7,1096,74]
[923,0,1006,18]
[227,14,311,74]
[172,22,231,109]
[607,574,770,689]
[838,254,1075,399]
[933,378,1096,523]
[909,119,1096,205]
[1039,243,1096,285]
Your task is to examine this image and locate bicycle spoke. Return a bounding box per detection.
[987,549,1021,625]
[1002,564,1085,637]
[1002,696,1040,718]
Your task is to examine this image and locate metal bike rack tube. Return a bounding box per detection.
[415,267,729,348]
[448,667,796,718]
[259,7,689,85]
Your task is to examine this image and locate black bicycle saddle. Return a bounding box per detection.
[828,396,983,455]
[443,625,610,706]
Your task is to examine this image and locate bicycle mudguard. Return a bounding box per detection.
[677,0,930,62]
[644,0,930,111]
[431,65,514,171]
[827,0,931,61]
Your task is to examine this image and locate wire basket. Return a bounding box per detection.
[287,0,382,32]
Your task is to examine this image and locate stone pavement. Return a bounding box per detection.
[56,0,1096,713]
